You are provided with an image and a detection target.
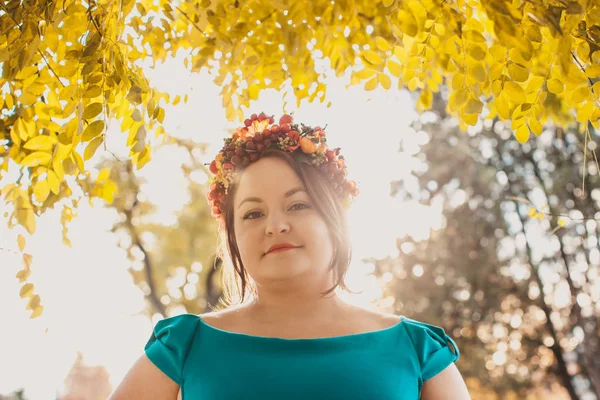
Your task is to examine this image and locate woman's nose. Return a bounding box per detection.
[265,211,290,235]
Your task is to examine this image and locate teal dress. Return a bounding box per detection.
[144,313,460,399]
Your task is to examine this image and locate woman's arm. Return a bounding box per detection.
[421,363,471,400]
[108,354,180,400]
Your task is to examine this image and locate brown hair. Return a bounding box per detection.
[212,148,358,310]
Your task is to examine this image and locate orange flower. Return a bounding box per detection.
[247,119,270,135]
[300,137,318,154]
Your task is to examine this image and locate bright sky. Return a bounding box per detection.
[0,50,445,398]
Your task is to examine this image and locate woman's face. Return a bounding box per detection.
[232,157,335,287]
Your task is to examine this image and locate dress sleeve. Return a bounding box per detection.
[144,314,200,385]
[402,318,460,382]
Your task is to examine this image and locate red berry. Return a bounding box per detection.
[326,150,335,160]
[271,124,280,133]
[231,155,242,165]
[249,153,259,161]
[210,182,217,191]
[251,113,258,120]
[263,129,272,137]
[281,123,291,133]
[279,114,293,125]
[259,112,267,120]
[209,160,218,174]
[269,116,275,124]
[254,133,263,141]
[223,162,234,169]
[246,142,255,150]
[256,143,265,152]
[244,119,252,127]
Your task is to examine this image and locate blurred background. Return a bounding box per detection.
[1,44,599,400]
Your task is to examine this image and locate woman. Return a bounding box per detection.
[110,112,471,399]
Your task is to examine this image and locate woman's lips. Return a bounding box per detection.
[268,246,300,254]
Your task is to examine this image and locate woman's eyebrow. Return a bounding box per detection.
[237,187,306,209]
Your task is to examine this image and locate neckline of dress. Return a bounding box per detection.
[197,314,406,342]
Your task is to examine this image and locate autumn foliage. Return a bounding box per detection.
[1,0,599,319]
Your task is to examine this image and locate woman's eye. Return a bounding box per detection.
[242,203,310,220]
[243,211,262,220]
[291,203,310,211]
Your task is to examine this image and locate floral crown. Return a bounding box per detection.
[205,112,360,219]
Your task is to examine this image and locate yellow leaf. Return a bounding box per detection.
[452,88,469,108]
[547,78,564,94]
[526,76,545,93]
[418,89,432,109]
[81,120,105,142]
[354,68,377,80]
[20,283,34,298]
[30,305,43,319]
[576,102,595,122]
[47,170,60,194]
[172,95,181,105]
[394,45,406,61]
[434,23,445,36]
[53,158,65,180]
[467,44,486,61]
[97,168,111,181]
[84,136,104,161]
[387,60,402,77]
[82,103,103,120]
[378,73,391,90]
[364,76,378,91]
[512,103,532,120]
[375,36,391,52]
[18,234,26,252]
[406,77,419,91]
[488,44,506,63]
[491,80,503,96]
[464,97,484,114]
[496,94,510,119]
[585,64,600,78]
[23,135,57,151]
[27,294,40,310]
[72,151,84,174]
[21,152,52,167]
[528,207,537,218]
[515,124,530,144]
[22,253,33,269]
[136,145,152,170]
[83,85,102,98]
[463,113,478,126]
[572,86,592,103]
[16,268,31,282]
[362,50,384,66]
[529,117,543,136]
[34,179,50,203]
[508,63,529,82]
[504,82,526,103]
[468,64,486,82]
[452,73,465,90]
